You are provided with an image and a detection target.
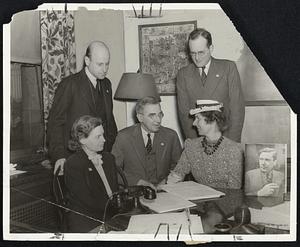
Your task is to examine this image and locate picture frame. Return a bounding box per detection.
[138,21,197,95]
[244,143,287,198]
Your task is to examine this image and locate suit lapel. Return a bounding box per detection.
[153,129,166,166]
[78,70,97,114]
[204,58,223,97]
[131,124,147,171]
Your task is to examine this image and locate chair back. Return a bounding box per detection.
[115,165,128,190]
[52,166,68,232]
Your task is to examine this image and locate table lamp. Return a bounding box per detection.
[114,72,160,101]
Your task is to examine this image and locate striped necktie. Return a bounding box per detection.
[145,133,152,154]
[201,66,207,81]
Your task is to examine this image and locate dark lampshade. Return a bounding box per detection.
[114,72,160,101]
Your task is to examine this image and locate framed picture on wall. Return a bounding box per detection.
[138,21,196,95]
[244,143,287,199]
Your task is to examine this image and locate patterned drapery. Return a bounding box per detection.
[40,10,76,125]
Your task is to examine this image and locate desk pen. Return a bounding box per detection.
[185,208,193,240]
[176,224,182,241]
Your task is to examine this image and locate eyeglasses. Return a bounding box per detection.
[189,50,208,58]
[146,112,164,120]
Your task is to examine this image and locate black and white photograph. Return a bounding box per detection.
[3,2,297,242]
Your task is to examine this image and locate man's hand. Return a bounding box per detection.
[137,179,156,191]
[54,158,66,176]
[257,183,279,197]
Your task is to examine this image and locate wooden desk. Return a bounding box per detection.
[94,189,289,235]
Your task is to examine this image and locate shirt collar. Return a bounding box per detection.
[140,125,154,144]
[198,59,211,74]
[85,66,97,88]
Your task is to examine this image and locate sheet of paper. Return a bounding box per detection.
[140,192,196,213]
[249,202,290,230]
[126,212,203,239]
[161,181,225,201]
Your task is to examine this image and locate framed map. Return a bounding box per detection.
[139,21,197,95]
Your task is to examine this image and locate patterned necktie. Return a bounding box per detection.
[145,133,152,154]
[201,66,207,81]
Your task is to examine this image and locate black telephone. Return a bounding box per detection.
[215,205,264,234]
[111,186,156,214]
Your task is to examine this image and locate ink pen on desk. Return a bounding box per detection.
[185,208,193,240]
[176,224,182,241]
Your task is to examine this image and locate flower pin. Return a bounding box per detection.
[88,168,93,171]
[160,142,165,146]
[216,74,220,78]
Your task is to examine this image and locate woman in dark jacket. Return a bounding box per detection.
[64,115,118,232]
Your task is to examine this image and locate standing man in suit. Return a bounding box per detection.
[111,96,182,188]
[176,28,245,142]
[47,41,117,175]
[245,147,285,197]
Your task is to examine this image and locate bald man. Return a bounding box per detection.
[47,41,117,175]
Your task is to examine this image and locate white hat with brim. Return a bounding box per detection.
[190,100,223,115]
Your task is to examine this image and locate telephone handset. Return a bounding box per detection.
[111,185,156,212]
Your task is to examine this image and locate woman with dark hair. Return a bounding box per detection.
[64,115,118,232]
[167,100,243,189]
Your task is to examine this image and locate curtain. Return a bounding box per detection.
[40,10,76,125]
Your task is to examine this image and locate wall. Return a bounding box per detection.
[123,8,290,148]
[10,11,41,64]
[74,8,127,130]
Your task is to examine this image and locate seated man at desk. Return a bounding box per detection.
[167,100,243,189]
[64,115,118,232]
[245,147,285,197]
[112,96,182,188]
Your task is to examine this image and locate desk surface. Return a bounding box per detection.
[93,188,289,235]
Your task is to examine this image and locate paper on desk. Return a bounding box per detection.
[126,212,203,238]
[161,181,225,201]
[140,192,196,213]
[249,202,290,230]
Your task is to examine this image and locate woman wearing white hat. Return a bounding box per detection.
[167,100,243,189]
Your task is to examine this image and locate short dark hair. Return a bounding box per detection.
[259,147,277,161]
[200,108,227,133]
[188,28,212,47]
[68,115,103,151]
[135,96,160,115]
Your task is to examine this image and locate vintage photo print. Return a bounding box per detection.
[3,2,297,242]
[245,143,287,198]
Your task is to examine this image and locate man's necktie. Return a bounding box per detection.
[145,133,152,154]
[201,66,207,81]
[96,79,102,95]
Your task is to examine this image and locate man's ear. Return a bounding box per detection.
[136,113,143,123]
[84,56,90,67]
[209,44,214,53]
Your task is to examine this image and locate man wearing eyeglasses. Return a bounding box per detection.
[112,96,182,188]
[176,28,245,142]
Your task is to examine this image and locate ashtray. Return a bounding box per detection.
[214,223,232,234]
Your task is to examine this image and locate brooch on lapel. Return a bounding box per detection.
[216,74,220,78]
[88,168,93,171]
[160,142,165,146]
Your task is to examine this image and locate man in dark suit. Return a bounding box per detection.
[47,41,117,175]
[245,147,285,197]
[112,97,182,188]
[176,28,245,142]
